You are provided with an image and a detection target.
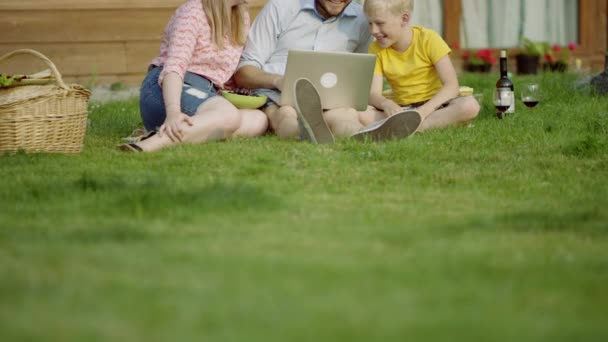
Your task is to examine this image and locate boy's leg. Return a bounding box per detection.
[418,96,480,132]
[323,106,384,137]
[351,109,422,142]
[358,106,389,126]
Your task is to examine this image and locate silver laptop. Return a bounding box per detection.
[280,50,376,111]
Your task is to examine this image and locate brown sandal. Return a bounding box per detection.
[117,130,156,152]
[117,143,143,152]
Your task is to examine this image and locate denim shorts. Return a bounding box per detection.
[252,88,282,107]
[139,66,218,131]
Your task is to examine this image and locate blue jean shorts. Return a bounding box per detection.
[139,66,218,131]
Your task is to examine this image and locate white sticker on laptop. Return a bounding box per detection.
[320,72,338,89]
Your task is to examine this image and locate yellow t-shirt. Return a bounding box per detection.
[369,26,451,105]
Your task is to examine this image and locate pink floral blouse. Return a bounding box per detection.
[150,0,249,88]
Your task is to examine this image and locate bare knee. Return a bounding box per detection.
[223,106,242,132]
[359,106,386,126]
[458,97,480,121]
[248,110,269,135]
[269,106,299,139]
[324,108,362,137]
[197,100,241,132]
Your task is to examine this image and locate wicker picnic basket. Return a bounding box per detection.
[0,49,90,154]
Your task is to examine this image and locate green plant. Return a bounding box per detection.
[83,65,99,91]
[520,38,545,56]
[110,82,126,91]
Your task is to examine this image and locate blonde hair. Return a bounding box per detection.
[201,0,248,49]
[363,0,414,15]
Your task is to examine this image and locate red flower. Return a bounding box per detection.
[462,48,496,66]
[545,41,577,65]
[475,49,495,65]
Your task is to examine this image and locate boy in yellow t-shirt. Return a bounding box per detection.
[353,0,480,141]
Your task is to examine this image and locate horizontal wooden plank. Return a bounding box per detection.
[1,5,267,44]
[0,0,268,10]
[0,9,173,44]
[73,74,146,88]
[0,44,151,86]
[0,0,182,10]
[0,43,129,76]
[125,42,164,74]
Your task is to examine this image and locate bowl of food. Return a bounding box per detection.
[458,86,474,97]
[221,90,267,109]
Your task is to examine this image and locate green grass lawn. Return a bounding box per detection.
[1,72,607,341]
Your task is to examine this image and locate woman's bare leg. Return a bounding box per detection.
[134,97,241,152]
[232,109,269,137]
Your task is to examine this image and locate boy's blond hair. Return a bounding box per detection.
[202,0,248,49]
[363,0,414,15]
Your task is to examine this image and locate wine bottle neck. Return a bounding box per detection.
[500,57,508,77]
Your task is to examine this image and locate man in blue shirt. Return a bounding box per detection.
[234,0,377,142]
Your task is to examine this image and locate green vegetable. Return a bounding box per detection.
[0,74,16,87]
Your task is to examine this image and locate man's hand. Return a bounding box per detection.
[272,75,284,91]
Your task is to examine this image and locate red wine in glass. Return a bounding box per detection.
[522,96,539,108]
[524,100,538,108]
[494,86,513,120]
[521,84,541,108]
[495,105,510,119]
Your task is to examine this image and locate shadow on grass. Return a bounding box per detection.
[74,173,280,214]
[497,209,606,233]
[1,173,281,243]
[461,208,608,235]
[562,135,608,158]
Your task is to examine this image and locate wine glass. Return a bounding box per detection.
[521,83,541,108]
[494,88,513,119]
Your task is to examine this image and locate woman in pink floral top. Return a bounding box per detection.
[121,0,267,152]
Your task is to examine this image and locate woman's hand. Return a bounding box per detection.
[158,112,194,142]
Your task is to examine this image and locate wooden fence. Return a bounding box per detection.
[0,0,267,86]
[1,0,605,86]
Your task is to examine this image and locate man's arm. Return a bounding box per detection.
[234,0,282,90]
[234,66,283,91]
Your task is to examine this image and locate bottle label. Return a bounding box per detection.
[496,87,515,114]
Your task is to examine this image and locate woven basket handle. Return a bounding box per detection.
[0,49,69,90]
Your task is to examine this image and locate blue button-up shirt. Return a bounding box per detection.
[238,0,372,75]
